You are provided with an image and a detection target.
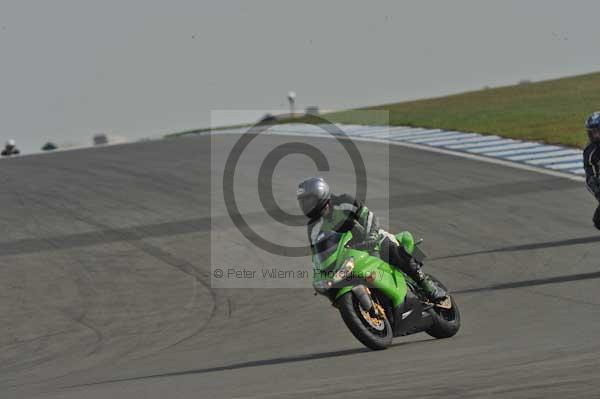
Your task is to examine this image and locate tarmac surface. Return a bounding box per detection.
[1,134,599,398]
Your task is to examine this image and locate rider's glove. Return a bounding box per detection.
[367,230,380,242]
[377,229,400,246]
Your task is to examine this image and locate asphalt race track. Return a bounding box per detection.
[1,134,600,398]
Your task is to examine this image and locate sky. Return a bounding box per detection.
[2,0,600,153]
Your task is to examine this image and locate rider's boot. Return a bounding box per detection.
[380,235,447,301]
[407,258,447,302]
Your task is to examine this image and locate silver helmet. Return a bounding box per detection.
[297,177,331,218]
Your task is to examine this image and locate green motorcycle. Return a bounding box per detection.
[312,230,460,350]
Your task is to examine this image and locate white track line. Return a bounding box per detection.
[545,162,584,170]
[477,145,562,157]
[428,135,500,147]
[469,142,539,154]
[207,127,585,183]
[447,139,514,150]
[506,149,581,161]
[408,133,476,144]
[352,126,418,137]
[526,154,584,165]
[374,128,441,139]
[397,131,466,141]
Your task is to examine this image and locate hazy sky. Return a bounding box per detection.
[2,0,600,153]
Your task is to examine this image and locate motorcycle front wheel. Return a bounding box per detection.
[337,291,392,350]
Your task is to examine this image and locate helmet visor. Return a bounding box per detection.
[298,194,320,217]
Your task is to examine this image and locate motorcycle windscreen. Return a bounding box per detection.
[311,231,343,270]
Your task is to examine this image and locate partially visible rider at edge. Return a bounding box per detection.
[584,112,600,230]
[296,176,447,301]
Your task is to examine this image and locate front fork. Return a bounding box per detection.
[352,285,386,319]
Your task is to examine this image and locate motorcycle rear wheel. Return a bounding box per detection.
[425,275,461,339]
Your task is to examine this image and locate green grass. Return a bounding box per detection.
[168,71,600,148]
[316,72,600,148]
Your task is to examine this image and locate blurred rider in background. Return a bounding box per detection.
[1,139,20,157]
[584,112,600,230]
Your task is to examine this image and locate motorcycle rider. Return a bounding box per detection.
[1,139,20,156]
[297,176,447,301]
[584,112,600,230]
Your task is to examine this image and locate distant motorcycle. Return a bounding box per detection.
[312,230,460,350]
[1,139,20,157]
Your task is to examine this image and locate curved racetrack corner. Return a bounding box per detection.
[1,134,599,398]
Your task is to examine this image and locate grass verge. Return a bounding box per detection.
[315,72,600,148]
[168,71,600,148]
